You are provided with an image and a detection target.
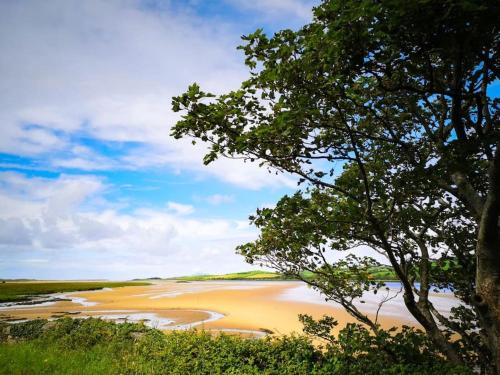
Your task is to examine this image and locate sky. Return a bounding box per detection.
[0,0,320,279]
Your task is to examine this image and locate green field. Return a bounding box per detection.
[174,267,398,282]
[174,270,290,281]
[0,281,150,303]
[0,318,467,375]
[366,266,399,281]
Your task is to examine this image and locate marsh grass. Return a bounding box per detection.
[0,281,150,303]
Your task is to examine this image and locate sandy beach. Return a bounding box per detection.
[0,281,456,337]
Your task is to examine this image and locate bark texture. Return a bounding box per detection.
[476,142,500,374]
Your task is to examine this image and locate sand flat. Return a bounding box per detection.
[0,280,421,336]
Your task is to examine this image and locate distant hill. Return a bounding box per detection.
[172,271,290,281]
[172,267,398,282]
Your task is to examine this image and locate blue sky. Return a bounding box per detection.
[0,0,318,279]
[1,1,497,280]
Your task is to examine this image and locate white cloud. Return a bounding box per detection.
[0,0,296,189]
[0,0,306,190]
[0,172,258,279]
[205,194,235,205]
[122,141,296,190]
[166,201,194,215]
[0,172,385,279]
[0,1,315,278]
[50,145,117,171]
[51,157,113,171]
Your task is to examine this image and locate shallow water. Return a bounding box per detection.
[0,291,98,310]
[141,281,269,300]
[279,282,459,322]
[87,312,176,329]
[40,308,227,331]
[78,310,266,337]
[0,300,58,310]
[58,294,98,307]
[163,310,225,330]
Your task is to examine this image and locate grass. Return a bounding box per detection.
[173,267,398,282]
[174,270,289,281]
[366,266,399,281]
[0,281,150,303]
[0,319,325,374]
[0,318,469,375]
[0,341,117,375]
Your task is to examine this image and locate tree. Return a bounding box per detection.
[171,0,499,372]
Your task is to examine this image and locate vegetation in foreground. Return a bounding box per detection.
[0,281,150,303]
[0,318,469,375]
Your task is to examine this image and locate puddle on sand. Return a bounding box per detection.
[0,292,98,310]
[0,300,59,310]
[1,298,268,338]
[163,310,225,330]
[75,309,226,331]
[84,310,268,338]
[87,313,175,329]
[135,282,269,300]
[58,294,98,307]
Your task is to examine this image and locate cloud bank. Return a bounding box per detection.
[0,172,258,279]
[0,0,298,189]
[0,0,316,278]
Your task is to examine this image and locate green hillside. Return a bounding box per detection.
[174,271,288,281]
[173,267,397,282]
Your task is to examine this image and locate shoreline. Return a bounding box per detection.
[0,280,454,337]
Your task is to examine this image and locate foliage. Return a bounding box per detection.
[2,319,47,341]
[0,281,150,303]
[0,318,469,374]
[299,315,471,375]
[171,0,499,372]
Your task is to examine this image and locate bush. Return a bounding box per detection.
[0,318,471,374]
[1,319,46,340]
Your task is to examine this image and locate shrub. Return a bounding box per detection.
[0,318,472,374]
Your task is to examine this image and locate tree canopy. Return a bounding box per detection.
[172,0,499,372]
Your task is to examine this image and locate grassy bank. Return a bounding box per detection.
[0,318,468,375]
[174,267,398,282]
[173,270,291,281]
[0,281,150,303]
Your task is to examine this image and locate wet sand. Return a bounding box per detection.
[1,280,450,336]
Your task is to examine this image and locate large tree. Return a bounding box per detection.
[171,0,499,372]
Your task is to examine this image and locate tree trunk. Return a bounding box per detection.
[476,142,500,374]
[476,237,500,375]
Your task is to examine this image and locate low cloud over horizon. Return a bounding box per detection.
[0,0,317,279]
